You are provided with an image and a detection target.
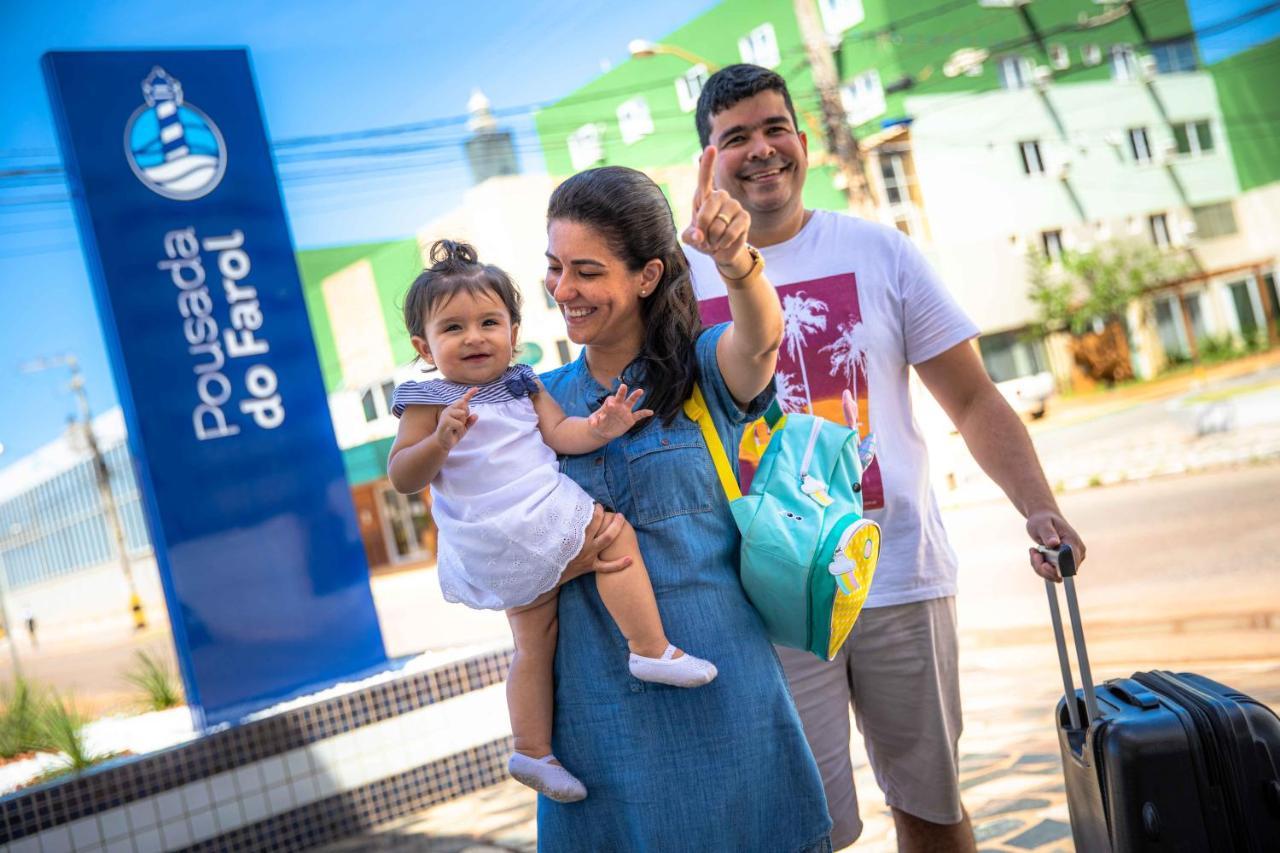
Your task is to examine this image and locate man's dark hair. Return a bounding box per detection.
[695,63,799,148]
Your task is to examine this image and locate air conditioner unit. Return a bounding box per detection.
[1103,130,1124,147]
[1139,54,1158,81]
[1034,65,1053,88]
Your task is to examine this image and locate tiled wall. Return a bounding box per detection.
[0,649,514,853]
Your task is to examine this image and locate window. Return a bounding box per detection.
[1082,44,1102,67]
[1265,272,1280,334]
[1128,127,1152,164]
[1153,296,1190,360]
[998,55,1034,90]
[841,69,885,126]
[879,154,907,206]
[1110,44,1139,81]
[978,331,1049,384]
[567,124,603,171]
[380,380,395,414]
[674,64,709,113]
[1152,38,1197,74]
[616,97,654,145]
[555,339,572,365]
[1191,201,1238,239]
[818,0,864,35]
[1228,279,1261,338]
[1049,44,1070,70]
[1041,229,1064,262]
[1019,140,1045,175]
[738,22,781,69]
[1149,213,1171,249]
[360,389,377,422]
[1173,120,1214,156]
[878,152,917,236]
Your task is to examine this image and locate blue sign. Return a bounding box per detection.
[43,50,386,728]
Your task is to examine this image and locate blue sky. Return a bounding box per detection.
[1,0,1278,469]
[0,0,719,467]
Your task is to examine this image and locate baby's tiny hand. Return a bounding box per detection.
[436,387,479,451]
[588,384,655,441]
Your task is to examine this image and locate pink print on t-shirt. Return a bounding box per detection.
[699,272,883,510]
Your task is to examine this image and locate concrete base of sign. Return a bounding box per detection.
[0,643,514,852]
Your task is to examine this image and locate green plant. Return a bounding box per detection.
[124,651,184,711]
[34,694,114,782]
[1198,333,1241,363]
[0,678,50,759]
[1028,240,1194,337]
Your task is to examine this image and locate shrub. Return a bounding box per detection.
[125,650,184,711]
[0,678,50,759]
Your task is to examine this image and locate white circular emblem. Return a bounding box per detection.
[123,66,227,201]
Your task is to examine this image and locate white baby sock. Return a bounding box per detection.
[508,753,587,803]
[628,644,718,687]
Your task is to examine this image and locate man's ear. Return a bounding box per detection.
[799,130,809,157]
[411,335,433,364]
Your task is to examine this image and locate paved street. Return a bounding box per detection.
[318,462,1280,852]
[939,362,1280,504]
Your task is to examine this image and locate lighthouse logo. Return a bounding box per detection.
[124,67,226,201]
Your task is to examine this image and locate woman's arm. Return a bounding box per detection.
[681,147,782,405]
[531,381,654,455]
[714,257,782,405]
[387,387,478,493]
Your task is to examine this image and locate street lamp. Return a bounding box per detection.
[20,353,147,632]
[627,39,719,71]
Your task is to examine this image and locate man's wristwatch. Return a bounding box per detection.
[716,244,764,283]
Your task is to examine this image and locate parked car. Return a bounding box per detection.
[996,370,1055,419]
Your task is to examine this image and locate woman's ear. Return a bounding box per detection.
[639,258,664,297]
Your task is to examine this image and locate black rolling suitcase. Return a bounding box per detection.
[1043,545,1280,851]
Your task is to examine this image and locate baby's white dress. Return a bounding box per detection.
[391,364,596,610]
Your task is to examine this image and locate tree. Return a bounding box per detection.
[1028,239,1194,384]
[1028,239,1192,336]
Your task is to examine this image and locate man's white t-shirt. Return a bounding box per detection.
[688,210,979,607]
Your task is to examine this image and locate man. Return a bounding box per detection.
[684,64,1087,851]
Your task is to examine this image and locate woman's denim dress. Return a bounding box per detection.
[537,323,832,852]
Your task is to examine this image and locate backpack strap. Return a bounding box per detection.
[683,384,743,502]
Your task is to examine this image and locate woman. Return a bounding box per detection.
[537,158,832,851]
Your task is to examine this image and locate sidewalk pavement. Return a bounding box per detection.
[1029,349,1280,433]
[318,653,1280,852]
[938,357,1280,508]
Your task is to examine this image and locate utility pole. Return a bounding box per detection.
[791,0,878,218]
[21,354,146,631]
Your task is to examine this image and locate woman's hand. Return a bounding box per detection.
[559,505,631,584]
[587,384,654,442]
[681,146,754,277]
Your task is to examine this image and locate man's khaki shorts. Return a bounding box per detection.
[775,596,963,849]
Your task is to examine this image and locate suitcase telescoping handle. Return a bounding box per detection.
[1041,544,1100,728]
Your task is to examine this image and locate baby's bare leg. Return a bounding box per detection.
[592,517,670,659]
[505,592,559,759]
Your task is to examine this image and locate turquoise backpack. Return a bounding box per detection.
[685,385,882,660]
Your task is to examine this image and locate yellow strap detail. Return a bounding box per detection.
[684,384,742,502]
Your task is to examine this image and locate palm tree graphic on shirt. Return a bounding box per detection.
[773,370,807,414]
[781,291,829,413]
[820,318,870,427]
